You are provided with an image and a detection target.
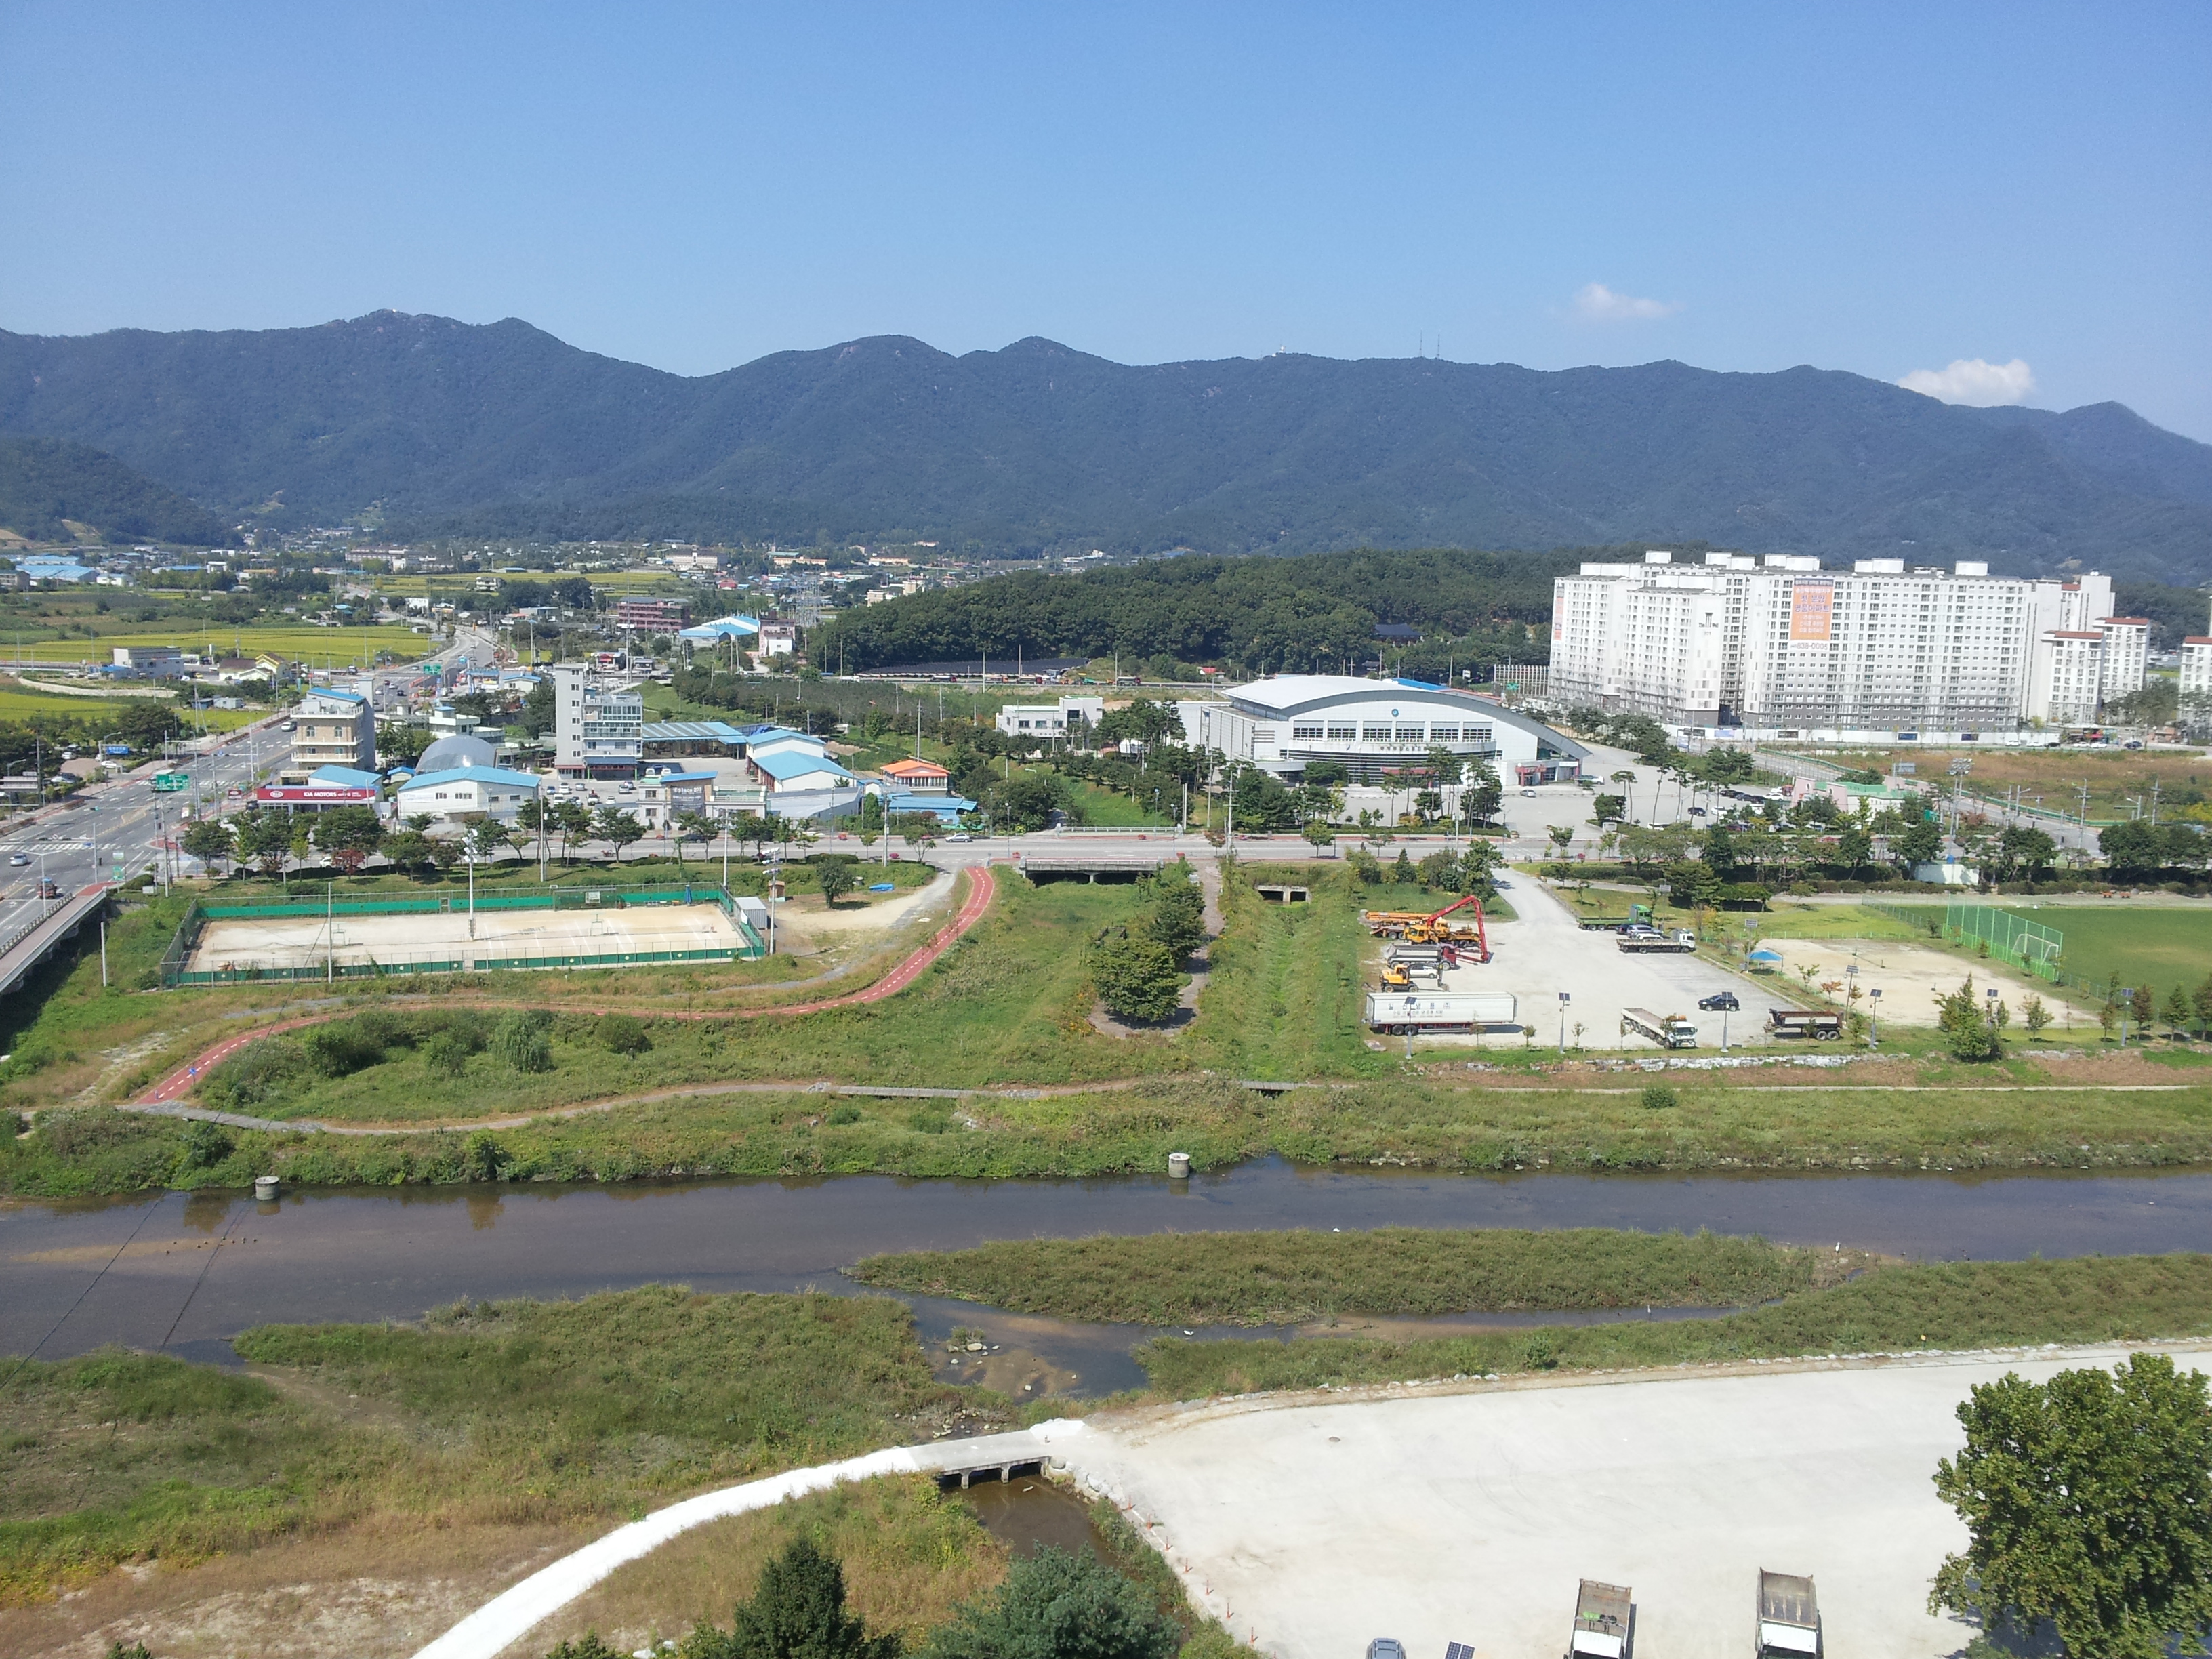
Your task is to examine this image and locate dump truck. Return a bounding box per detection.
[1756,1569,1820,1656]
[1620,1006,1698,1048]
[1616,927,1696,953]
[1570,1579,1633,1658]
[1767,1008,1844,1040]
[1364,991,1517,1033]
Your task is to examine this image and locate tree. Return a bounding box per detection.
[180,817,237,874]
[1999,825,2059,882]
[1547,824,1574,855]
[673,811,714,870]
[314,805,384,876]
[1300,818,1338,856]
[468,817,510,864]
[816,859,857,907]
[429,835,464,874]
[1391,846,1415,884]
[231,806,293,879]
[1592,793,1628,828]
[921,1547,1179,1659]
[592,804,642,864]
[491,1010,553,1073]
[1833,825,1872,875]
[1664,857,1721,911]
[1896,818,1942,872]
[2162,983,2193,1040]
[554,799,594,864]
[2022,993,2051,1038]
[1460,759,1503,827]
[1090,933,1182,1023]
[377,722,432,766]
[684,1538,899,1659]
[597,1013,650,1056]
[1933,975,2003,1061]
[1140,863,1206,962]
[1931,1353,2212,1659]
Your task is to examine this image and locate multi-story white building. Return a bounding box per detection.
[550,664,644,779]
[2095,617,2150,701]
[2025,632,2106,724]
[279,687,376,784]
[1551,551,2137,736]
[995,697,1105,741]
[2182,636,2212,701]
[1176,676,1586,787]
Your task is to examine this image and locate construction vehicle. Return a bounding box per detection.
[1755,1569,1821,1656]
[1767,1008,1843,1040]
[1570,1579,1633,1658]
[1363,894,1491,960]
[1364,991,1517,1033]
[1376,958,1443,991]
[1621,1006,1698,1049]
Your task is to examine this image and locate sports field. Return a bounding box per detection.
[189,902,751,975]
[2024,906,2212,997]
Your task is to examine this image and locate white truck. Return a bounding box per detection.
[1617,927,1696,953]
[1570,1579,1633,1658]
[1756,1569,1821,1656]
[1621,1006,1698,1048]
[1364,991,1518,1033]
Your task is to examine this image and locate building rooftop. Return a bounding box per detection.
[640,720,750,742]
[751,748,855,781]
[396,765,544,791]
[309,765,382,790]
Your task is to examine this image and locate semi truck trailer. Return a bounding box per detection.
[1756,1569,1820,1656]
[1364,991,1518,1033]
[1616,927,1696,952]
[1620,1006,1698,1048]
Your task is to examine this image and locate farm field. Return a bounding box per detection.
[1,622,432,668]
[0,683,264,731]
[1794,745,2212,823]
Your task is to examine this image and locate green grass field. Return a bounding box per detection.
[2029,907,2212,997]
[0,684,259,733]
[1738,902,1935,941]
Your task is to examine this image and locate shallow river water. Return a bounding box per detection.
[6,1159,2208,1394]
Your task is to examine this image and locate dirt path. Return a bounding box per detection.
[131,868,996,1109]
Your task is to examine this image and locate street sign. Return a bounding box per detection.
[151,773,190,792]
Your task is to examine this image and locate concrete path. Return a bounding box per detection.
[1062,1342,2212,1659]
[409,1420,1088,1659]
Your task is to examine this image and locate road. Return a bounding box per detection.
[0,720,290,949]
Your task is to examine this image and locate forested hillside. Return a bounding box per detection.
[0,436,232,547]
[2,314,2209,576]
[811,546,1574,676]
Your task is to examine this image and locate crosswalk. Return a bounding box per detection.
[24,840,91,855]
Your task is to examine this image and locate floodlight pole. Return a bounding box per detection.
[1558,989,1570,1055]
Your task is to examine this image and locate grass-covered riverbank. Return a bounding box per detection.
[0,1286,1000,1607]
[1131,1253,2212,1397]
[9,1060,2212,1197]
[851,1227,1870,1326]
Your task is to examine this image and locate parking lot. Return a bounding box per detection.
[1418,877,1777,1051]
[1067,1344,2212,1659]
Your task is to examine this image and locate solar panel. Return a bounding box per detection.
[1445,1643,1475,1659]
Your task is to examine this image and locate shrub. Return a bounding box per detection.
[596,1013,650,1056]
[178,1118,234,1169]
[1091,934,1183,1023]
[680,1536,899,1659]
[422,1031,472,1079]
[462,1131,505,1182]
[1641,1084,1678,1111]
[922,1546,1176,1659]
[826,1103,863,1126]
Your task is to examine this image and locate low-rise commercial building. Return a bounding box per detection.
[394,766,544,823]
[996,697,1105,741]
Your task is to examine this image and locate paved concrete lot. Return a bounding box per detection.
[1067,1345,2211,1659]
[1746,936,2044,1029]
[1425,878,1773,1051]
[191,902,745,972]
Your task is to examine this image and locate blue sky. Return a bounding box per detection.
[3,2,2208,438]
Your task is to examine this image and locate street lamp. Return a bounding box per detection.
[1557,989,1571,1054]
[1868,988,1881,1046]
[1403,993,1418,1061]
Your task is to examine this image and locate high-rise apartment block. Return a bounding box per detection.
[550,664,644,778]
[1549,552,2145,735]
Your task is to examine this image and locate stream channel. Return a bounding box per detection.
[6,1158,2209,1397]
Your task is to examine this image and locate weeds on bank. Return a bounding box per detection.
[850,1227,1864,1326]
[1132,1254,2212,1397]
[0,1288,1000,1605]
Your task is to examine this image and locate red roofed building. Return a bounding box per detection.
[878,758,951,793]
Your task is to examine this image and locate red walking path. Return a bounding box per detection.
[136,866,996,1106]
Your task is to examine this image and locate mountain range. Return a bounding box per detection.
[2,311,2209,578]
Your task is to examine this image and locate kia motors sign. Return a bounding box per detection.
[253,785,377,806]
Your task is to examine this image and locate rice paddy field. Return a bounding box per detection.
[0,623,430,668]
[0,684,264,732]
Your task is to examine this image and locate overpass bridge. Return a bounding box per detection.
[0,882,115,997]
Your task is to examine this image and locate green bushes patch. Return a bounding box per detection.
[851,1227,1848,1326]
[1132,1254,2212,1397]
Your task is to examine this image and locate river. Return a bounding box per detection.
[6,1159,2208,1394]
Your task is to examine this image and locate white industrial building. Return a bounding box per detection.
[550,663,644,779]
[1549,552,2148,737]
[1176,676,1586,787]
[996,697,1105,741]
[394,764,544,823]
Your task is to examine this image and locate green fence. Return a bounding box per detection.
[161,884,764,987]
[1944,903,2063,981]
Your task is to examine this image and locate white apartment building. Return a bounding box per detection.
[2095,617,2149,701]
[1551,551,2137,736]
[550,663,644,779]
[279,687,376,784]
[1175,676,1586,787]
[2182,636,2212,701]
[2025,632,2105,724]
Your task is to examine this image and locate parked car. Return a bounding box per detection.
[1688,805,1706,815]
[1698,991,1741,1012]
[1365,1643,1406,1659]
[945,832,973,842]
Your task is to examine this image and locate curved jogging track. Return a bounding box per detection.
[135,865,997,1107]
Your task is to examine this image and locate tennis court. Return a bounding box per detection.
[189,901,749,975]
